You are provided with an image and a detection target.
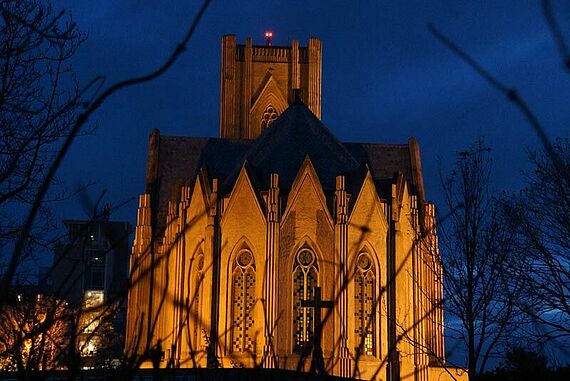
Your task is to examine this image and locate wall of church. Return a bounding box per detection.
[347,173,389,380]
[177,179,210,367]
[125,161,454,380]
[277,163,335,370]
[126,194,153,359]
[218,167,267,367]
[393,182,421,380]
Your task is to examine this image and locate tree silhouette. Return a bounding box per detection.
[438,141,520,379]
[0,0,85,283]
[0,293,69,374]
[502,139,570,342]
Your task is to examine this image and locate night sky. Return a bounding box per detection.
[51,0,570,225]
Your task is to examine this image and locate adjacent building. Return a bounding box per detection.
[54,219,131,361]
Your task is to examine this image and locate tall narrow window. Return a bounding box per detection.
[354,252,376,356]
[260,104,278,130]
[231,250,256,353]
[191,252,204,352]
[293,248,318,352]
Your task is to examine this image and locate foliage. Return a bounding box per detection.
[479,347,570,381]
[0,293,70,371]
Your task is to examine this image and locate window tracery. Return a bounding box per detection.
[293,248,318,352]
[260,104,278,130]
[231,250,256,353]
[354,252,376,356]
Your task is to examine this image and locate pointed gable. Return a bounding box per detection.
[281,156,334,245]
[283,156,332,222]
[185,169,210,228]
[249,73,289,138]
[349,170,388,232]
[221,163,266,232]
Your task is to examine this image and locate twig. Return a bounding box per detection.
[2,0,212,305]
[543,0,570,71]
[427,22,569,182]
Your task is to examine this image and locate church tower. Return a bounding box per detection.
[219,35,322,139]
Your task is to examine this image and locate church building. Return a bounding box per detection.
[126,35,465,381]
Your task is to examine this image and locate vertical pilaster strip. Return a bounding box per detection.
[411,199,429,381]
[220,35,236,138]
[335,176,351,376]
[437,253,444,359]
[161,200,178,365]
[307,38,322,119]
[263,173,280,367]
[151,239,165,359]
[243,37,253,138]
[172,186,190,366]
[388,183,400,381]
[206,179,221,367]
[172,198,182,366]
[126,193,153,357]
[428,203,445,360]
[412,198,419,380]
[291,40,300,94]
[424,226,433,369]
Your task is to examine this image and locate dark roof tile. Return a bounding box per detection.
[224,102,362,191]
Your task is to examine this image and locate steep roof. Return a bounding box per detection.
[145,103,422,232]
[223,102,362,192]
[145,136,251,231]
[344,143,416,197]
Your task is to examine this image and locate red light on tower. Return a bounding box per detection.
[265,31,273,46]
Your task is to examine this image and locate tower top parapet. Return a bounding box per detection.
[219,35,322,139]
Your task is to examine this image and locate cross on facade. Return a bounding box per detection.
[300,286,334,374]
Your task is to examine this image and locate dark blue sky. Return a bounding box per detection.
[52,0,569,224]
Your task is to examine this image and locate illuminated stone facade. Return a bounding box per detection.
[220,35,321,139]
[126,36,465,381]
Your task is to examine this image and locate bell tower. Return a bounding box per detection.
[219,34,322,139]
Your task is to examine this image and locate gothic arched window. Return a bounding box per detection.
[293,248,318,352]
[191,252,204,352]
[260,104,278,130]
[354,252,376,356]
[231,250,256,353]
